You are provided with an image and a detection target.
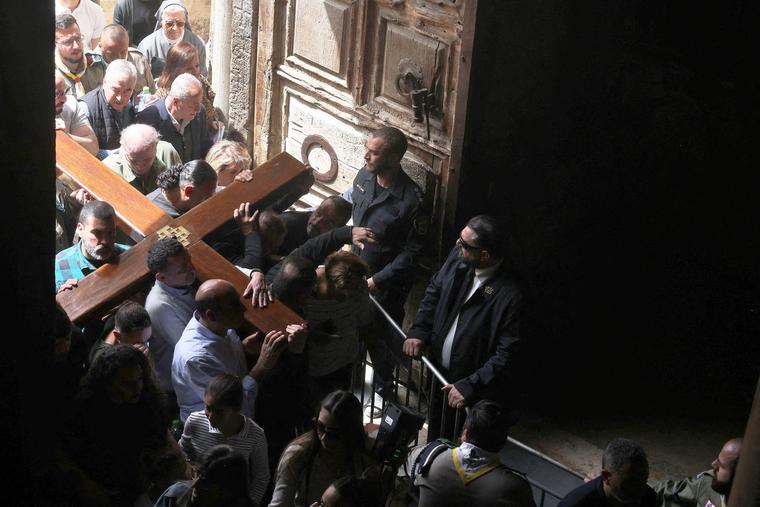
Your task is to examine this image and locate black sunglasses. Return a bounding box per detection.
[313,418,342,439]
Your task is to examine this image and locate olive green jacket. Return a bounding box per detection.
[652,471,726,507]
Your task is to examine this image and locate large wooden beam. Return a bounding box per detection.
[55,132,308,327]
[56,131,172,238]
[188,241,303,332]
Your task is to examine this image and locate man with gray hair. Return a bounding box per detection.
[79,59,138,159]
[558,438,656,507]
[137,0,208,77]
[103,124,180,194]
[97,23,155,102]
[136,72,212,162]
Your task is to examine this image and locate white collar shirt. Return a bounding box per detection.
[172,311,257,422]
[441,261,502,370]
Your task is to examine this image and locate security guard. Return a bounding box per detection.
[343,126,429,323]
[341,127,428,394]
[652,438,742,507]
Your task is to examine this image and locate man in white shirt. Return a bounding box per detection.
[55,70,98,155]
[171,279,288,422]
[54,0,106,51]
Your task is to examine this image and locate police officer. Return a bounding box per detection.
[652,438,742,507]
[342,127,428,395]
[343,126,428,322]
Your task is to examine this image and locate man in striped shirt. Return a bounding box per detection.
[180,374,270,505]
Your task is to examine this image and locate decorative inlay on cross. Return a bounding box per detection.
[55,131,306,332]
[156,225,192,246]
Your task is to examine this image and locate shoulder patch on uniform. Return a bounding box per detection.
[413,214,429,236]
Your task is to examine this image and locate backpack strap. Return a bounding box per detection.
[411,438,457,482]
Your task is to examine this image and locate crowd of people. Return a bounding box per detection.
[50,2,745,506]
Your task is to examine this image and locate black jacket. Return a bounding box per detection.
[408,246,523,404]
[558,476,656,507]
[80,86,135,150]
[348,167,427,290]
[135,97,211,162]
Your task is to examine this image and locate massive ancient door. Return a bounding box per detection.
[252,0,476,255]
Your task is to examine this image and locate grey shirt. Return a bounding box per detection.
[145,279,196,391]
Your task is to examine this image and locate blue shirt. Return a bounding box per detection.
[54,240,130,291]
[171,311,258,422]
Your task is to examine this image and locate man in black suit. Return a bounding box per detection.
[135,72,211,162]
[403,215,524,437]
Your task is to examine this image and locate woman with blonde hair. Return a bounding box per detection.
[205,139,253,186]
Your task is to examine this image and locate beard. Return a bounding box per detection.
[84,242,113,261]
[711,477,731,495]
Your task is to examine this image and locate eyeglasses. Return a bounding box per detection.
[56,35,83,47]
[54,86,71,99]
[457,235,481,251]
[313,418,341,439]
[163,20,186,28]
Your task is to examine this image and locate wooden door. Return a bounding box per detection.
[254,0,476,256]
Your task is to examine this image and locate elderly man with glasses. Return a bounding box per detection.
[403,215,525,440]
[137,0,208,78]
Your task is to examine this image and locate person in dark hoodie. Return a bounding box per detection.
[113,0,163,45]
[137,0,207,77]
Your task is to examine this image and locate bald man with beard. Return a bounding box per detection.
[652,438,742,507]
[171,279,292,422]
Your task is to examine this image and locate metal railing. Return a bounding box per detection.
[349,295,583,506]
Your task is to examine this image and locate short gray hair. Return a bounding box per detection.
[169,73,202,101]
[104,59,137,85]
[120,124,160,154]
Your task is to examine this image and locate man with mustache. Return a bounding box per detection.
[55,200,131,293]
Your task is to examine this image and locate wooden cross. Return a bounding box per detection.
[55,131,305,332]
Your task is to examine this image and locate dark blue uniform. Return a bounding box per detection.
[348,166,427,311]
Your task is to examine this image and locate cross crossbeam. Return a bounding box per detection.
[55,131,305,332]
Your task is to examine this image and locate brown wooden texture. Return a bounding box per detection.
[188,241,304,332]
[56,131,173,237]
[56,137,309,326]
[173,152,307,238]
[55,234,160,324]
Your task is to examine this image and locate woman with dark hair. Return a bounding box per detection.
[179,374,270,505]
[155,41,220,133]
[57,345,190,505]
[269,390,378,507]
[155,444,256,507]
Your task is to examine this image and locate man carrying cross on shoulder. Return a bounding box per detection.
[55,200,130,293]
